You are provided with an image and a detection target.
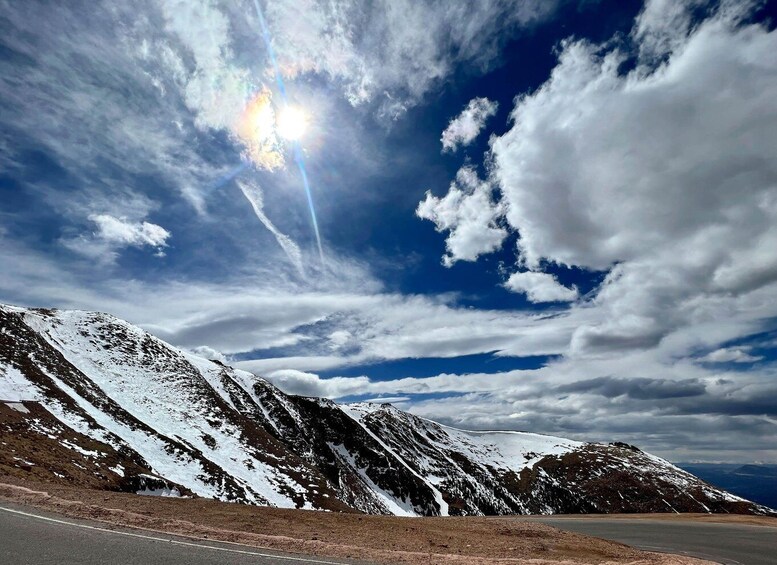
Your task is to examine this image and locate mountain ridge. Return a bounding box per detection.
[1,303,773,516]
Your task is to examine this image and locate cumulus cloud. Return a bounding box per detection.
[327,330,353,351]
[416,167,506,266]
[417,0,777,356]
[492,2,777,271]
[494,2,777,353]
[441,97,499,152]
[504,271,578,303]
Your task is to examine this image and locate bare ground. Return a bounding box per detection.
[0,476,716,565]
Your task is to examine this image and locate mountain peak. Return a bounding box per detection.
[1,303,773,516]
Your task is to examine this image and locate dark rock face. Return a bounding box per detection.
[1,304,773,516]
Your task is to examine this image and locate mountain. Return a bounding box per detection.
[1,304,773,516]
[678,463,777,510]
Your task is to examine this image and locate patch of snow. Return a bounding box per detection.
[4,402,29,414]
[341,404,449,516]
[24,309,303,508]
[0,364,38,402]
[329,443,417,516]
[60,440,101,458]
[137,486,182,497]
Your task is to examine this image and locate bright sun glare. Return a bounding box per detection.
[276,106,308,141]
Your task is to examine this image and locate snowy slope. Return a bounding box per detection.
[1,305,343,509]
[1,304,772,516]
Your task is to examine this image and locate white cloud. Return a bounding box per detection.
[362,396,411,404]
[632,0,704,62]
[2,233,776,461]
[61,214,170,263]
[698,347,763,364]
[416,167,506,266]
[189,345,228,363]
[414,0,777,357]
[504,271,577,303]
[492,3,777,273]
[157,1,285,171]
[441,97,498,152]
[90,214,170,250]
[0,237,575,365]
[3,0,777,461]
[263,369,369,398]
[327,330,353,350]
[264,0,559,116]
[237,179,304,274]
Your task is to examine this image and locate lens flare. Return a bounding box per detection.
[236,88,284,171]
[252,0,324,264]
[277,106,308,141]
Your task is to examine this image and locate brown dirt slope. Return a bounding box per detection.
[0,477,713,565]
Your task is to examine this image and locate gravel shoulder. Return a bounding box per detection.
[0,476,714,565]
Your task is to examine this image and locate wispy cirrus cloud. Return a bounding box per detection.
[237,179,304,274]
[264,0,559,119]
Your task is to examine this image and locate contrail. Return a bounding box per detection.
[238,179,305,275]
[252,0,325,264]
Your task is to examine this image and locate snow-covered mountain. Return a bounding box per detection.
[1,304,772,516]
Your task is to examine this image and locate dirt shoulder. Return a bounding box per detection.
[0,476,716,565]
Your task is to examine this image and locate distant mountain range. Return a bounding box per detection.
[1,304,773,516]
[678,463,777,510]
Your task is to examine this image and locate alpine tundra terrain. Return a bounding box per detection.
[1,304,774,518]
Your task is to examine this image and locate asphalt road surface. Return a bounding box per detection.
[0,502,373,565]
[529,517,777,565]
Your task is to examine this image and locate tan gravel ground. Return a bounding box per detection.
[0,477,716,565]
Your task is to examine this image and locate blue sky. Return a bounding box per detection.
[2,0,777,462]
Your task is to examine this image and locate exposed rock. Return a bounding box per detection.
[1,304,773,516]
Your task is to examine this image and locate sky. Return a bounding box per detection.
[2,0,777,463]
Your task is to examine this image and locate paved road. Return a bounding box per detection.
[526,517,777,565]
[0,503,372,565]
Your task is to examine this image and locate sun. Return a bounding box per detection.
[276,106,308,141]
